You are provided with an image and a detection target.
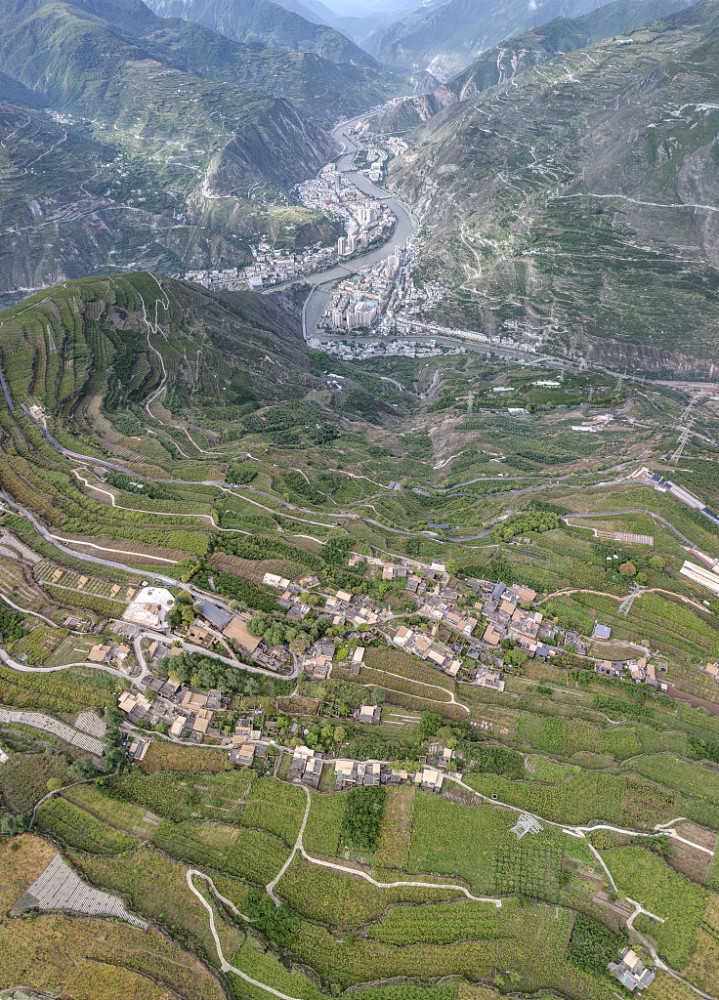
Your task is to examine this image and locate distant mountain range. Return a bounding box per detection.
[384,0,719,372]
[376,0,696,129]
[144,0,379,65]
[366,0,650,77]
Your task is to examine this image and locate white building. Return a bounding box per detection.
[122,587,175,630]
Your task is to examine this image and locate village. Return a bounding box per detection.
[110,545,685,789]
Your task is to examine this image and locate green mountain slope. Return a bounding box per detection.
[0,272,403,486]
[48,0,407,126]
[144,0,377,66]
[376,0,696,131]
[0,0,340,300]
[385,0,719,372]
[366,0,624,77]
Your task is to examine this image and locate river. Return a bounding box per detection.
[268,111,419,341]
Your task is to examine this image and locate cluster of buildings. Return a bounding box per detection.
[324,253,403,332]
[320,587,391,630]
[608,948,656,993]
[297,165,393,259]
[185,240,338,292]
[118,681,230,744]
[286,744,447,794]
[312,338,464,361]
[392,624,463,678]
[475,582,550,662]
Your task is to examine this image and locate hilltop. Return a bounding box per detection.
[144,0,378,66]
[382,0,719,371]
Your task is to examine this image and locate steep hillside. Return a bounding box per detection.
[144,0,377,66]
[366,0,624,76]
[0,272,404,494]
[0,273,317,419]
[62,0,407,126]
[384,0,719,370]
[0,0,338,299]
[375,0,695,131]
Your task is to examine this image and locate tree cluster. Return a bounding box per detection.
[341,786,386,850]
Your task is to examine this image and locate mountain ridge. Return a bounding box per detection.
[382,0,719,367]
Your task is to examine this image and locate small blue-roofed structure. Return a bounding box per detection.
[593,622,612,640]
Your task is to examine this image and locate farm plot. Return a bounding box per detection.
[0,834,57,913]
[355,665,454,704]
[680,891,719,996]
[407,792,565,898]
[303,791,346,857]
[107,769,251,823]
[374,786,415,869]
[631,755,719,809]
[464,770,625,828]
[139,740,226,774]
[67,846,236,964]
[63,783,157,837]
[228,939,326,1000]
[37,796,138,854]
[0,750,72,814]
[15,852,147,928]
[367,899,501,945]
[0,708,104,756]
[364,647,456,691]
[152,820,289,884]
[0,662,119,714]
[620,774,677,829]
[275,854,458,927]
[240,776,306,844]
[0,910,225,1000]
[604,846,708,968]
[292,920,498,989]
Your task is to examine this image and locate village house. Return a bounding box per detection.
[229,743,256,767]
[608,949,656,993]
[288,746,323,788]
[475,668,505,692]
[223,616,262,655]
[415,766,444,792]
[357,704,381,725]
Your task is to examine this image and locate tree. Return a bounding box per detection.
[649,555,666,571]
[334,726,347,744]
[46,777,64,792]
[619,561,637,577]
[241,890,298,948]
[341,787,386,850]
[418,712,442,741]
[69,757,99,781]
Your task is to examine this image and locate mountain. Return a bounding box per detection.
[273,0,344,29]
[144,0,378,66]
[375,0,696,130]
[0,0,344,300]
[0,271,402,466]
[367,0,634,77]
[383,0,719,372]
